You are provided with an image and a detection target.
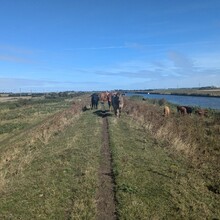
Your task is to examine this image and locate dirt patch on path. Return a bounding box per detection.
[96,112,117,220]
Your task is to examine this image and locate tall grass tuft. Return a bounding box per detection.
[123,97,220,189]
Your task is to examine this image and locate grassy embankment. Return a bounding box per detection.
[108,96,219,219]
[0,97,70,142]
[0,95,102,219]
[0,95,219,219]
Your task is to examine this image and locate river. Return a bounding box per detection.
[125,93,220,110]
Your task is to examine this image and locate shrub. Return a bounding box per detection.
[158,98,166,106]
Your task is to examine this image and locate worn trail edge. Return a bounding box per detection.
[96,113,117,220]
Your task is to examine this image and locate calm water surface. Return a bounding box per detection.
[126,93,220,110]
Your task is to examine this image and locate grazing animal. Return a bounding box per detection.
[177,106,187,115]
[183,106,193,115]
[107,92,112,111]
[100,91,113,111]
[163,106,170,117]
[112,93,124,117]
[119,93,124,111]
[91,93,99,109]
[111,93,120,117]
[195,109,208,117]
[100,92,108,103]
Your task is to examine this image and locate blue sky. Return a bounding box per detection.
[0,0,220,92]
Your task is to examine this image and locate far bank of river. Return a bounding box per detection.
[125,93,220,110]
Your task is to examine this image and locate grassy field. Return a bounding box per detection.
[109,115,220,219]
[0,95,103,219]
[0,95,219,219]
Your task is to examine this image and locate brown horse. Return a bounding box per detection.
[177,106,187,115]
[100,92,112,110]
[195,109,208,117]
[100,92,107,102]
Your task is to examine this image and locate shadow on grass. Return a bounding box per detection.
[93,110,113,118]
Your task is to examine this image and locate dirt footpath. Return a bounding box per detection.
[96,113,117,220]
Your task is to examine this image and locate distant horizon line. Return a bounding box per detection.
[0,86,219,94]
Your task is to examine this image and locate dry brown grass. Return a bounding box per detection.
[0,96,31,102]
[0,100,84,193]
[123,97,220,188]
[0,97,102,219]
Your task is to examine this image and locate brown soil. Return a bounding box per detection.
[96,112,117,220]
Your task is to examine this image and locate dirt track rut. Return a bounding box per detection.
[96,111,117,220]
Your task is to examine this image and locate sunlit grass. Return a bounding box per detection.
[0,105,102,219]
[0,95,219,219]
[108,113,220,219]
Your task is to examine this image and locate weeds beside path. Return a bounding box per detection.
[108,114,220,219]
[0,105,102,219]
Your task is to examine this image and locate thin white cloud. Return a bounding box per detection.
[1,49,220,91]
[0,44,36,63]
[0,77,105,88]
[168,51,194,69]
[0,54,32,63]
[0,44,33,55]
[0,78,53,87]
[64,42,152,51]
[64,45,128,51]
[87,50,220,88]
[194,53,220,69]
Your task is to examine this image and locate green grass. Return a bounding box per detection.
[0,100,102,219]
[126,97,220,188]
[0,98,73,144]
[0,122,28,134]
[108,114,220,219]
[0,97,219,219]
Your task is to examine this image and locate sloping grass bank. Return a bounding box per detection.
[108,114,220,219]
[0,97,72,144]
[124,97,220,191]
[0,101,102,219]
